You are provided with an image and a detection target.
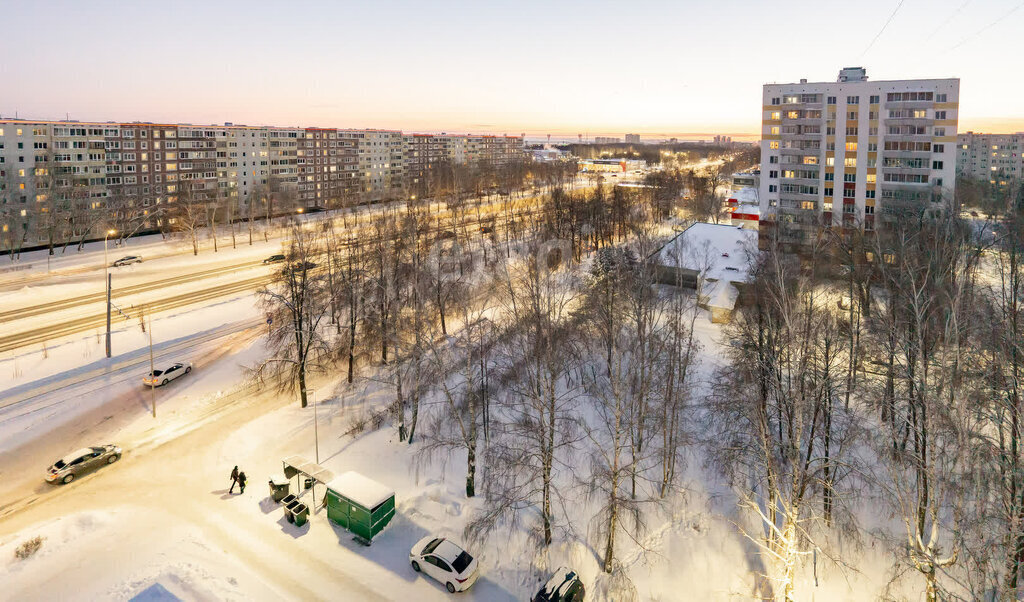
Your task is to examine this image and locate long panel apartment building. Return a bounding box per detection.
[405,134,525,197]
[956,131,1023,189]
[759,68,959,245]
[0,119,524,249]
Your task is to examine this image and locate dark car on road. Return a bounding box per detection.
[46,445,122,485]
[533,567,585,602]
[289,261,318,273]
[263,254,286,264]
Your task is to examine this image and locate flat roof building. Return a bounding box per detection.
[759,68,959,247]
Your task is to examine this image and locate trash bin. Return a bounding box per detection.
[269,475,290,503]
[285,498,300,523]
[292,503,309,527]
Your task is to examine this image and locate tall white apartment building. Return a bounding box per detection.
[759,67,959,244]
[956,131,1023,189]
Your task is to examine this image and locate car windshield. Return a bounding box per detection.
[150,369,163,376]
[54,459,66,469]
[422,538,443,555]
[451,550,473,574]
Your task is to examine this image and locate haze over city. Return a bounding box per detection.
[2,0,1023,138]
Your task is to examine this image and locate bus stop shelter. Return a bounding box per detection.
[282,455,334,509]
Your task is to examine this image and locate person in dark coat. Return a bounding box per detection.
[238,471,248,494]
[229,466,239,494]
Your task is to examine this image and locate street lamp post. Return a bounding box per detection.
[148,310,156,418]
[311,388,320,464]
[104,229,116,358]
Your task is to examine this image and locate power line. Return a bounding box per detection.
[925,0,971,42]
[859,0,907,60]
[944,0,1024,53]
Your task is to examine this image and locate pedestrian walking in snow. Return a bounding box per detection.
[238,471,248,494]
[229,465,239,494]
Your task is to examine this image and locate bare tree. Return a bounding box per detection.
[172,182,207,255]
[469,242,582,547]
[253,221,332,408]
[706,239,858,602]
[867,212,981,602]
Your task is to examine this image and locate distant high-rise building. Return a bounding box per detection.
[956,131,1023,190]
[759,67,959,246]
[624,134,640,144]
[594,136,621,144]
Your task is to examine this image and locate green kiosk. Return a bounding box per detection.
[325,471,396,543]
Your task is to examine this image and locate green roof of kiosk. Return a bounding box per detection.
[327,471,395,510]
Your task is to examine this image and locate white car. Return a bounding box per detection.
[410,535,479,593]
[112,255,143,267]
[143,362,192,387]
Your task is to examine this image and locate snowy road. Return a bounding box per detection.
[0,330,517,601]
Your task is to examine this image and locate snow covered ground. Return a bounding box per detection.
[0,233,927,601]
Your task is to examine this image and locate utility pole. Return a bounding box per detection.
[106,272,112,358]
[148,311,156,418]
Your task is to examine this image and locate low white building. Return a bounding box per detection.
[726,187,760,229]
[651,222,756,322]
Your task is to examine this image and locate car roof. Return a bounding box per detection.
[542,567,578,595]
[60,448,95,464]
[431,539,466,564]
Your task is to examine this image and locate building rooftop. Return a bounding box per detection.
[653,222,756,284]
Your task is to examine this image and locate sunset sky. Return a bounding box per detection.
[2,0,1022,138]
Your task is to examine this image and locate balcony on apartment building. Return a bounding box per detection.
[779,146,822,157]
[883,100,934,111]
[884,148,932,160]
[781,95,824,110]
[886,117,933,127]
[779,173,819,187]
[779,191,819,205]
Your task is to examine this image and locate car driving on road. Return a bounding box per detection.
[410,535,479,593]
[289,261,318,273]
[112,255,143,267]
[143,362,192,387]
[263,254,286,264]
[46,445,122,484]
